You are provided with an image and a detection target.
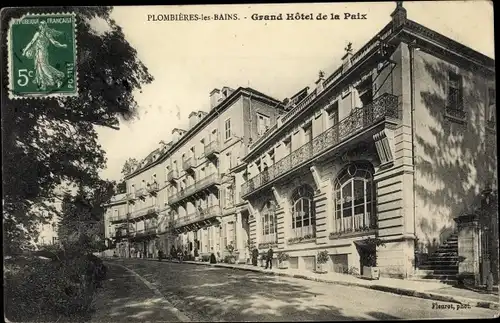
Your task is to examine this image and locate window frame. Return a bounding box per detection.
[224,118,232,141]
[333,164,375,234]
[290,185,316,239]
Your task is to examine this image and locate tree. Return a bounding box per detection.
[1,7,153,255]
[121,157,139,176]
[58,179,115,253]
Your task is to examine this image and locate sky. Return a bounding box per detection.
[96,1,494,182]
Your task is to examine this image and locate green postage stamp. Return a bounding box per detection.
[8,12,77,99]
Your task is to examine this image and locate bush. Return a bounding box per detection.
[4,249,103,322]
[317,250,329,264]
[277,251,289,262]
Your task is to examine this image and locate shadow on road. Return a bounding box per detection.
[108,259,405,321]
[91,263,182,322]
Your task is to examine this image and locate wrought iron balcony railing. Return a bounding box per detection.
[204,140,220,157]
[196,173,221,191]
[182,157,196,171]
[168,174,221,205]
[173,205,221,228]
[242,93,399,197]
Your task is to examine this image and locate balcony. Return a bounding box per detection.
[204,140,220,159]
[129,206,160,221]
[132,226,158,239]
[241,93,399,198]
[173,205,221,229]
[182,157,196,172]
[135,188,147,199]
[167,169,179,182]
[147,182,159,194]
[110,214,127,224]
[168,174,221,206]
[169,183,197,205]
[196,173,221,191]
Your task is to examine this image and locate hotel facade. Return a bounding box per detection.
[105,3,497,284]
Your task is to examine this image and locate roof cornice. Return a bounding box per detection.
[124,87,284,180]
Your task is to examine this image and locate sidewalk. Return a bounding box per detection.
[90,262,190,322]
[137,257,499,311]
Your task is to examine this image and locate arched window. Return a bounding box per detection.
[261,200,277,244]
[291,184,316,238]
[333,163,375,233]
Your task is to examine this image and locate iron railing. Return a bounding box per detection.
[168,174,221,205]
[173,205,221,228]
[242,93,399,197]
[204,140,220,156]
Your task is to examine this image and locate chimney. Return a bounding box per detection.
[198,110,208,120]
[188,111,198,129]
[391,1,407,29]
[342,42,353,74]
[315,70,326,94]
[172,128,186,142]
[210,88,221,109]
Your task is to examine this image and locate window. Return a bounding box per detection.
[132,184,135,193]
[291,185,316,238]
[222,223,227,247]
[226,186,234,208]
[268,150,275,165]
[283,137,292,156]
[224,119,232,140]
[357,79,373,106]
[231,222,237,247]
[190,146,195,159]
[303,123,313,144]
[487,87,496,124]
[226,152,232,170]
[152,174,157,184]
[257,113,271,136]
[447,71,463,110]
[333,162,375,233]
[165,166,169,182]
[326,101,339,128]
[261,200,277,243]
[207,227,214,251]
[114,209,118,219]
[211,129,217,142]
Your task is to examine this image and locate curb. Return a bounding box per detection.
[108,262,192,322]
[108,258,499,311]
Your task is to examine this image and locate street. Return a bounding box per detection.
[101,259,496,321]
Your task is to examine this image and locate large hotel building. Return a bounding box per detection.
[104,3,497,284]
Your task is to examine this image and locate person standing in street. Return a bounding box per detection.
[265,247,274,269]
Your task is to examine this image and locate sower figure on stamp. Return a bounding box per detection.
[21,20,67,90]
[265,247,274,269]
